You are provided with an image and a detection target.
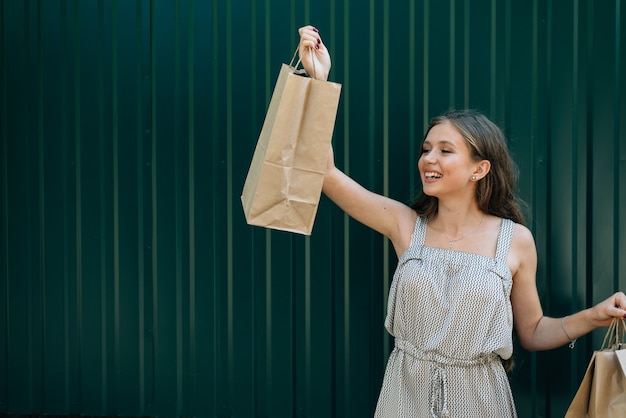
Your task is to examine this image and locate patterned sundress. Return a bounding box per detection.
[374,216,518,417]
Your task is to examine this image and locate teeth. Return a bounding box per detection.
[425,171,442,179]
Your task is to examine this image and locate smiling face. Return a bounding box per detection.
[411,110,523,223]
[418,121,483,198]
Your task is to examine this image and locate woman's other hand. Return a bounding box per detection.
[590,291,626,325]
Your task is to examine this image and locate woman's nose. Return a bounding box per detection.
[422,152,436,164]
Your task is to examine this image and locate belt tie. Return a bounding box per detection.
[395,339,499,418]
[430,364,449,417]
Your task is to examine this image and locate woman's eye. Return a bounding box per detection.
[421,148,452,154]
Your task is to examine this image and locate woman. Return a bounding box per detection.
[297,25,626,417]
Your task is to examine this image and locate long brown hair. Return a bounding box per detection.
[411,110,525,225]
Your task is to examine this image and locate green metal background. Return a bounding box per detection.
[1,0,625,417]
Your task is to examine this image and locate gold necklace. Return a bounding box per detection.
[442,214,485,248]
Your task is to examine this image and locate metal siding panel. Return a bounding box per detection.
[186,1,218,415]
[4,1,41,413]
[0,3,9,411]
[590,0,621,351]
[113,0,148,414]
[504,0,542,414]
[230,0,259,415]
[2,1,626,417]
[467,0,494,111]
[336,2,383,417]
[209,0,230,416]
[547,1,581,415]
[40,0,68,413]
[106,0,141,413]
[0,0,6,413]
[152,2,183,415]
[615,0,626,290]
[77,1,107,413]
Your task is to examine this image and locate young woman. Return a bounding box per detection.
[298,25,626,417]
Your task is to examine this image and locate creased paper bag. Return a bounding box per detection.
[565,319,626,417]
[241,59,341,235]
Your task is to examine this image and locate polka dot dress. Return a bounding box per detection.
[374,216,518,418]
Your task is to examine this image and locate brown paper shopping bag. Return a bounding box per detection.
[241,50,341,235]
[565,318,626,417]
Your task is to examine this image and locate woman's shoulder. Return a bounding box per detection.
[509,220,534,241]
[498,218,535,247]
[505,220,538,275]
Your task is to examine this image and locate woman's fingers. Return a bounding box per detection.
[298,26,320,49]
[297,25,331,80]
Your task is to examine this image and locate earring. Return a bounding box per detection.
[471,175,477,181]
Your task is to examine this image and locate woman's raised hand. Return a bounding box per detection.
[298,25,331,81]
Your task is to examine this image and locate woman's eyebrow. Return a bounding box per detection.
[423,139,458,148]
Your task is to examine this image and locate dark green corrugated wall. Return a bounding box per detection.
[1,0,625,417]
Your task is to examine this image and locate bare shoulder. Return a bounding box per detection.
[511,222,535,246]
[508,222,538,280]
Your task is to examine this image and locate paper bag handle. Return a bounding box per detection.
[290,47,317,79]
[600,318,626,350]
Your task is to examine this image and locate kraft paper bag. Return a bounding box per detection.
[565,319,626,417]
[241,51,341,235]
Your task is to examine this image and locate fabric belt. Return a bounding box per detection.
[394,338,500,418]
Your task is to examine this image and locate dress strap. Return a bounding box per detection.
[412,216,428,247]
[494,219,515,262]
[395,216,426,266]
